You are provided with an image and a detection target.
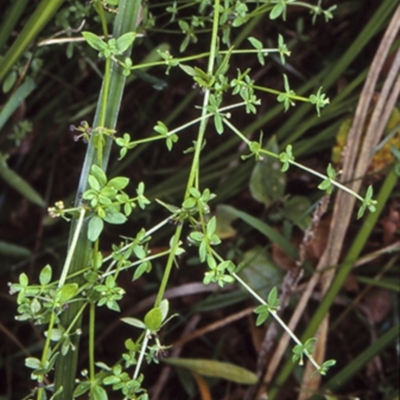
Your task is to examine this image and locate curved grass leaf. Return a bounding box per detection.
[0,158,45,206]
[163,357,258,385]
[221,205,297,259]
[0,240,31,258]
[0,77,36,129]
[0,0,66,84]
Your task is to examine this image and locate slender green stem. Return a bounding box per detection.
[93,0,109,38]
[134,329,150,379]
[123,48,281,72]
[163,102,245,137]
[290,160,364,202]
[96,57,112,165]
[154,224,183,307]
[224,119,368,207]
[45,304,87,357]
[103,216,173,263]
[232,272,321,371]
[89,302,96,387]
[223,118,252,145]
[153,0,222,309]
[253,84,310,102]
[36,310,57,400]
[58,207,86,288]
[103,249,171,278]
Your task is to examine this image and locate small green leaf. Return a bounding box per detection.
[144,306,163,331]
[248,36,262,50]
[115,32,136,54]
[270,3,283,20]
[255,310,269,326]
[92,384,108,400]
[39,264,52,285]
[48,328,63,341]
[189,187,201,198]
[82,31,107,52]
[19,273,29,286]
[254,304,270,320]
[73,381,91,397]
[189,231,204,243]
[160,299,169,322]
[304,338,316,353]
[25,357,42,370]
[318,359,336,375]
[154,121,168,135]
[206,216,217,237]
[90,165,107,186]
[88,175,100,191]
[103,211,127,224]
[155,198,179,213]
[267,287,278,306]
[133,261,151,280]
[279,144,294,172]
[121,317,146,330]
[31,298,41,314]
[103,375,120,385]
[179,64,196,77]
[183,197,197,209]
[318,179,332,193]
[214,114,224,134]
[133,245,146,259]
[56,283,78,302]
[88,215,104,242]
[107,176,129,190]
[215,47,233,77]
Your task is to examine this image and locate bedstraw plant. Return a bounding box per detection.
[4,0,382,399]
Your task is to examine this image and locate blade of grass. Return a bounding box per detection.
[53,1,142,398]
[322,323,399,393]
[356,275,400,292]
[0,155,45,207]
[0,0,66,84]
[0,0,30,52]
[221,205,297,260]
[0,77,35,130]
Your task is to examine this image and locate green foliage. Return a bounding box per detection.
[253,287,281,326]
[163,357,258,384]
[0,153,45,206]
[81,164,150,241]
[277,74,296,111]
[279,144,295,172]
[82,31,136,58]
[250,135,286,206]
[4,0,393,398]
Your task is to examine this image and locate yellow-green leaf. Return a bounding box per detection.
[144,306,162,331]
[163,357,258,385]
